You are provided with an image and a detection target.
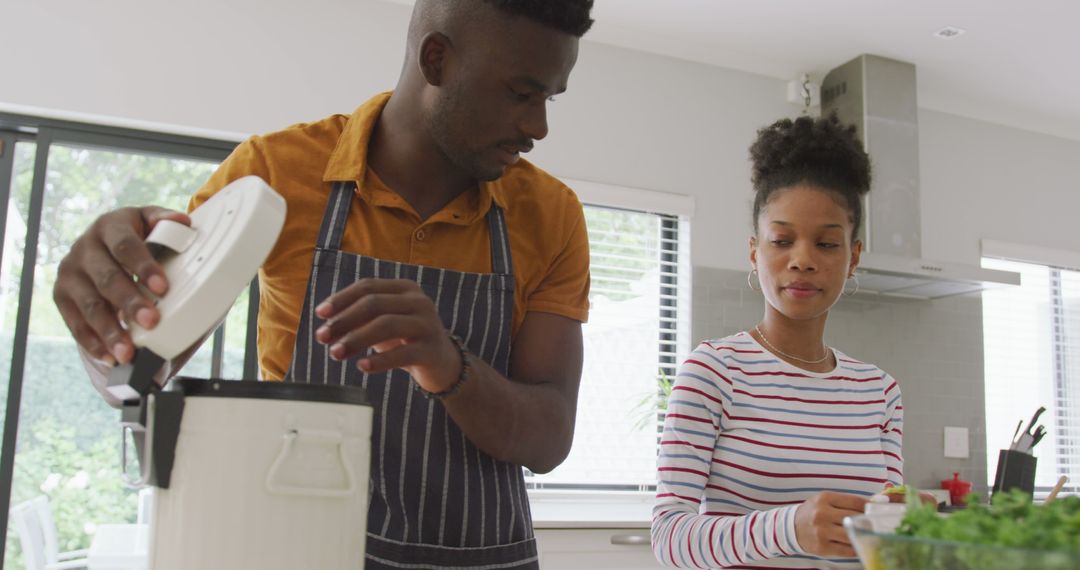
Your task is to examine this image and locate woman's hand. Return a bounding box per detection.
[793,491,868,558]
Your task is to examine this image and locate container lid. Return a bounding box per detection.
[165,377,369,406]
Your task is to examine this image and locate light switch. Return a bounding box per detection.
[944,426,969,459]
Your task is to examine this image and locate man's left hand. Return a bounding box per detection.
[314,278,461,393]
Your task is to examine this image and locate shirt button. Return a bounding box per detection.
[415,229,426,241]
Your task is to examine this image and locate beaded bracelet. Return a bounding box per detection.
[413,333,470,400]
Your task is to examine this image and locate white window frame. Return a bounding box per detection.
[981,239,1080,497]
[527,179,693,522]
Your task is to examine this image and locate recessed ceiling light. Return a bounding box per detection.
[934,26,967,40]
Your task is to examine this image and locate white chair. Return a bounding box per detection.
[135,488,153,525]
[9,496,89,570]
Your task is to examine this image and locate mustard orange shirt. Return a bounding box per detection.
[188,92,591,380]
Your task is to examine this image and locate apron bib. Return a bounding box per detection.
[286,182,538,569]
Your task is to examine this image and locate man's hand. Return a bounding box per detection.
[794,491,868,558]
[54,206,190,365]
[314,279,461,393]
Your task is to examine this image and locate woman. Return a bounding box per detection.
[651,115,903,569]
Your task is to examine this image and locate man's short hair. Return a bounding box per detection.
[485,0,595,37]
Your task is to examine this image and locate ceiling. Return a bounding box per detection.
[383,0,1080,141]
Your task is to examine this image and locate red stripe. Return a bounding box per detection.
[656,492,702,504]
[749,512,767,558]
[666,413,713,425]
[884,381,899,395]
[673,384,725,406]
[660,439,713,452]
[719,433,887,455]
[724,410,883,430]
[732,387,885,406]
[659,466,708,478]
[685,518,701,568]
[712,345,764,354]
[887,466,903,476]
[714,458,888,484]
[684,359,734,386]
[667,513,681,564]
[883,450,902,462]
[728,364,882,383]
[730,522,745,565]
[773,511,790,556]
[706,484,803,506]
[726,566,821,570]
[708,518,723,567]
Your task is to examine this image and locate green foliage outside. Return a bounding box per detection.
[1,143,227,568]
[583,206,662,302]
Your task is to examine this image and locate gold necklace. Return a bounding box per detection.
[753,324,832,365]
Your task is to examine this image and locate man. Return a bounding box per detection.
[53,0,595,567]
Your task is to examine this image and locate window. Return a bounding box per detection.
[525,180,692,492]
[983,257,1080,495]
[0,115,241,567]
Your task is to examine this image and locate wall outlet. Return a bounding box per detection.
[944,426,970,459]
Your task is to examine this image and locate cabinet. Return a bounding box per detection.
[534,528,664,569]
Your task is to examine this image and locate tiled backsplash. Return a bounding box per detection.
[691,266,989,496]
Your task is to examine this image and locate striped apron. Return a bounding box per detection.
[286,181,538,569]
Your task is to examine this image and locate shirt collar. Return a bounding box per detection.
[323,91,508,218]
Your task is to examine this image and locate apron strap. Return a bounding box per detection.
[319,179,514,280]
[486,205,514,277]
[315,181,355,251]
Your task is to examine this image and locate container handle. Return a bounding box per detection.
[120,396,157,489]
[265,429,356,498]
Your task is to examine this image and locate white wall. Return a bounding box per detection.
[5,0,1079,269]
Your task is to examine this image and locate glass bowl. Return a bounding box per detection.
[843,513,1080,570]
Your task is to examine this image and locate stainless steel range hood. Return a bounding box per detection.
[820,54,1019,299]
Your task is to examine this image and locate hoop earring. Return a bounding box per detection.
[843,274,860,296]
[747,269,762,292]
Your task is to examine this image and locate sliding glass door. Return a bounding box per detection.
[0,117,241,568]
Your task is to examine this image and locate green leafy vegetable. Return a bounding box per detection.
[877,490,1080,569]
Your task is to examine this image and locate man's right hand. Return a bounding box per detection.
[53,206,191,366]
[793,491,868,558]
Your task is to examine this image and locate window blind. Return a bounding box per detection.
[526,204,690,491]
[983,258,1080,494]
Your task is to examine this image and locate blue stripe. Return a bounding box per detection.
[659,478,706,491]
[887,394,901,408]
[695,351,885,393]
[659,452,711,466]
[715,444,886,469]
[709,471,876,496]
[668,398,723,421]
[678,371,728,396]
[665,426,715,440]
[746,427,883,443]
[702,495,753,511]
[724,356,780,365]
[734,400,886,419]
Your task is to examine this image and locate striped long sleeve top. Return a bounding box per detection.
[651,332,904,569]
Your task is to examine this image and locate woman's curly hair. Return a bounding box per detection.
[748,114,871,240]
